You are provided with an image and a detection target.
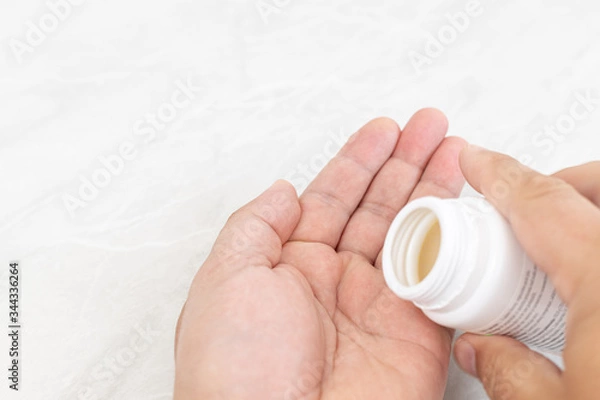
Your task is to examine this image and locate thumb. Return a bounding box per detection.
[454,334,564,400]
[206,180,302,273]
[176,180,300,357]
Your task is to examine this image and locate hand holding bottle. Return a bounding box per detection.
[454,146,600,400]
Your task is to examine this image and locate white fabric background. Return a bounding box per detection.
[1,0,600,399]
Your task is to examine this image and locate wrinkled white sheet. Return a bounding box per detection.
[1,1,599,399]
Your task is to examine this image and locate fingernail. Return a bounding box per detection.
[455,339,477,377]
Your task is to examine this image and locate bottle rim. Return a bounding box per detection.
[382,196,459,304]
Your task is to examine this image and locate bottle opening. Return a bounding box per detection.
[405,210,440,286]
[383,196,463,307]
[388,207,442,288]
[417,220,441,283]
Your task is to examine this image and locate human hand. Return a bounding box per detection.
[455,146,600,399]
[174,109,466,399]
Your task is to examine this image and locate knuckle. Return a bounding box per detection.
[508,174,574,222]
[517,174,572,203]
[227,208,245,224]
[481,356,516,400]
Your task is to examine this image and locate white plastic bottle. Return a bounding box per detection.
[382,196,566,352]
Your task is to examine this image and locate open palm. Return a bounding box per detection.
[175,109,466,400]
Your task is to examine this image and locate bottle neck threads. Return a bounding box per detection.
[383,197,478,310]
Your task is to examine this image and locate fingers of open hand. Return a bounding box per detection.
[372,136,466,269]
[289,117,401,248]
[337,109,455,263]
[406,136,466,201]
[206,180,301,274]
[459,145,600,303]
[454,334,563,400]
